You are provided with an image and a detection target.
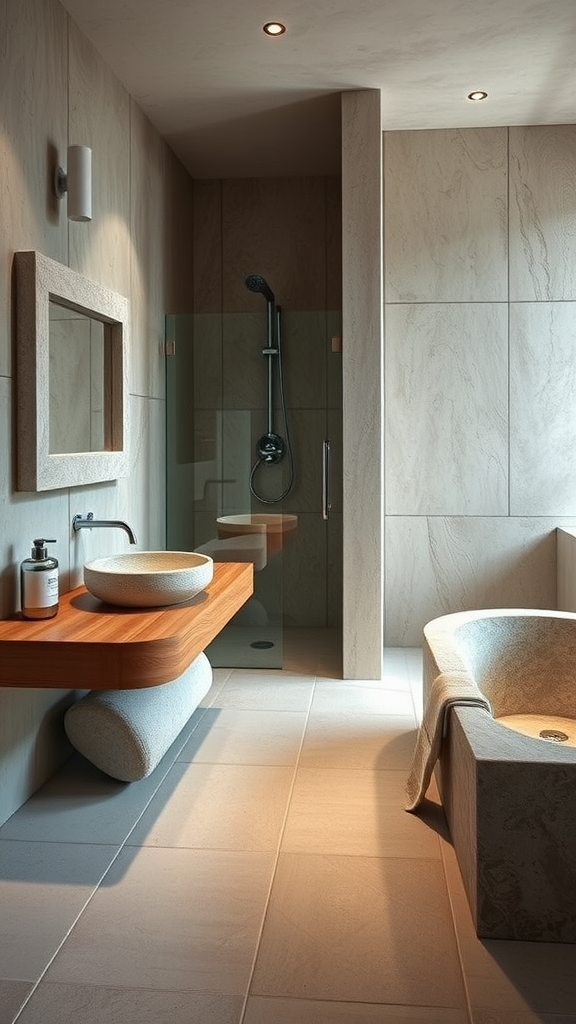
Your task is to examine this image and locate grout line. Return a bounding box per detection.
[11,838,128,1023]
[238,669,318,1024]
[9,644,444,1024]
[9,708,210,1023]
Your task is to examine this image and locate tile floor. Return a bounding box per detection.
[1,636,576,1024]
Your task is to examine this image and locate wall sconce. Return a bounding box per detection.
[54,145,92,222]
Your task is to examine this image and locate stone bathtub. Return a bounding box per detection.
[423,607,576,943]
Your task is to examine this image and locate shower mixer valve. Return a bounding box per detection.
[257,432,285,464]
[245,272,294,499]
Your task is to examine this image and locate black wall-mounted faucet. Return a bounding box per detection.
[72,512,137,545]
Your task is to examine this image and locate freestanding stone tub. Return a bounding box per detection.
[424,607,576,943]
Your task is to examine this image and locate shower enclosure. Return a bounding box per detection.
[165,296,342,669]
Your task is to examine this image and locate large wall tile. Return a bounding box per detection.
[0,0,68,377]
[192,313,223,412]
[0,379,70,613]
[385,516,573,646]
[326,407,343,516]
[121,394,166,549]
[326,510,343,627]
[68,476,138,589]
[326,311,343,412]
[221,178,328,312]
[221,409,255,511]
[384,124,576,644]
[0,379,75,827]
[222,310,330,414]
[385,303,508,515]
[129,103,165,400]
[385,128,508,303]
[0,688,76,829]
[284,409,329,514]
[163,146,195,314]
[223,312,267,411]
[193,180,222,314]
[510,126,576,301]
[510,302,576,515]
[68,396,165,585]
[276,311,328,411]
[167,314,197,464]
[68,21,131,295]
[282,513,327,627]
[326,176,343,311]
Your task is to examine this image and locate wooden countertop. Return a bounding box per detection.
[0,561,253,690]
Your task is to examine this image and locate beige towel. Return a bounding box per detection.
[405,670,492,812]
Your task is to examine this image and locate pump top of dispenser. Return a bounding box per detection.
[30,539,57,559]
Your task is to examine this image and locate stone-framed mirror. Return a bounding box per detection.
[15,251,130,491]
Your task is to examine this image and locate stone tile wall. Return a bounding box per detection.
[384,125,576,643]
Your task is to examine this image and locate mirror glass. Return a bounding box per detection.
[15,250,130,492]
[49,301,106,454]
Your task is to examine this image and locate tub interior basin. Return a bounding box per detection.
[216,514,297,558]
[496,713,576,747]
[83,551,214,607]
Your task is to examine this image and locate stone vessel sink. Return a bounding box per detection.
[216,513,298,559]
[83,551,214,608]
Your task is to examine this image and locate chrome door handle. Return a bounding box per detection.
[322,439,331,521]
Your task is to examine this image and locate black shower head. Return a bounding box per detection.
[245,274,275,304]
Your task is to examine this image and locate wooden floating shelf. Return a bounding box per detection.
[0,562,253,690]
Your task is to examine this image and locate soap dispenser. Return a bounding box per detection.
[20,539,59,620]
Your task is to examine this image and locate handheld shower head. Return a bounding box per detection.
[245,274,275,304]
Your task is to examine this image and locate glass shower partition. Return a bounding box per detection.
[165,306,342,670]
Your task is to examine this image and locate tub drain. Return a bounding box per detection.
[539,729,569,742]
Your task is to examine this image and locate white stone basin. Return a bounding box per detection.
[83,551,214,607]
[216,513,297,558]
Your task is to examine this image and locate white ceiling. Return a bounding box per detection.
[59,0,576,178]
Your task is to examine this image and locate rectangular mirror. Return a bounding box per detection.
[15,250,130,491]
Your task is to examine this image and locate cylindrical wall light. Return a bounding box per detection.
[55,145,92,222]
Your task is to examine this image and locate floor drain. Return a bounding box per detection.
[539,729,569,742]
[250,640,275,650]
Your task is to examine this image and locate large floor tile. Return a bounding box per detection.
[16,981,244,1024]
[251,852,467,1008]
[382,648,417,691]
[299,713,417,770]
[244,996,470,1023]
[0,753,170,845]
[384,649,424,722]
[127,761,294,851]
[9,648,576,1023]
[281,767,444,858]
[200,668,233,707]
[0,980,33,1024]
[214,670,315,710]
[312,681,416,717]
[178,708,307,765]
[441,838,576,1015]
[46,847,275,994]
[0,841,117,981]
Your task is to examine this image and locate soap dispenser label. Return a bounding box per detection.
[24,572,58,608]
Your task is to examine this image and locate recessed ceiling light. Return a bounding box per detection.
[263,22,286,36]
[467,90,488,101]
